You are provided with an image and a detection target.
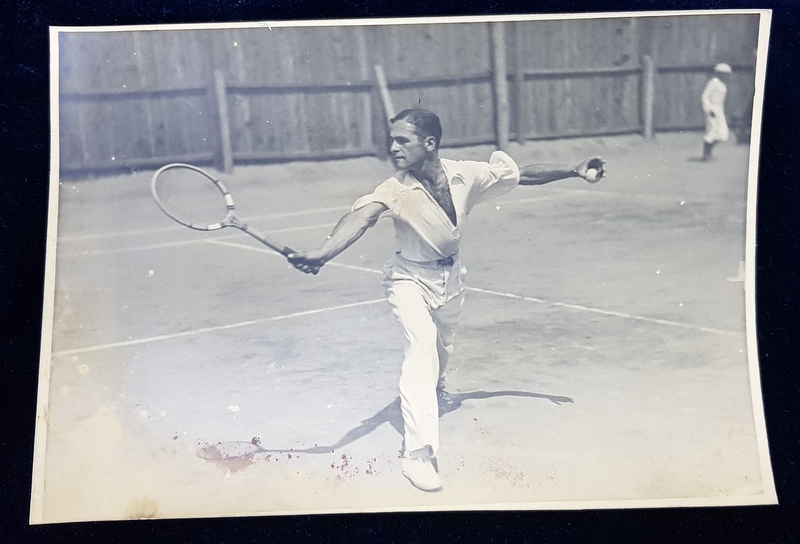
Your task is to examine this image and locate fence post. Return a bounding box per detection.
[490,22,510,150]
[514,22,527,144]
[211,70,234,172]
[354,27,376,158]
[641,55,655,139]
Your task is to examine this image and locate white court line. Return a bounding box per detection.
[52,298,385,357]
[483,186,697,209]
[59,205,349,242]
[54,220,740,357]
[211,239,743,337]
[57,187,685,243]
[465,286,742,337]
[208,239,383,275]
[64,223,337,256]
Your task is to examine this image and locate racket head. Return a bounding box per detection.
[151,163,236,231]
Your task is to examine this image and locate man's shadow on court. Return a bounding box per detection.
[294,390,573,455]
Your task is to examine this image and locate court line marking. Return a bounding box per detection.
[55,190,660,254]
[62,223,337,256]
[207,239,383,275]
[51,298,386,357]
[210,239,743,337]
[53,222,742,356]
[466,286,742,337]
[59,205,350,242]
[55,186,696,243]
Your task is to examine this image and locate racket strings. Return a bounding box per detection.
[154,166,231,229]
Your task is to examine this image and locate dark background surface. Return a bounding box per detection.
[2,0,798,542]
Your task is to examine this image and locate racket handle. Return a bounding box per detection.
[239,224,294,257]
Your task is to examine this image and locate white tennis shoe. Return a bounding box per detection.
[402,447,442,492]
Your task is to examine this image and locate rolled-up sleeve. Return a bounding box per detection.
[352,178,401,213]
[469,150,521,205]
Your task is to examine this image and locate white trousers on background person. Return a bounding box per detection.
[383,253,466,456]
[704,106,729,144]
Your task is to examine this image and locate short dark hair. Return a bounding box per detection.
[391,109,443,149]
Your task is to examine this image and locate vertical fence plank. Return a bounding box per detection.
[490,22,510,150]
[641,55,655,138]
[212,70,234,172]
[514,22,527,144]
[355,27,374,153]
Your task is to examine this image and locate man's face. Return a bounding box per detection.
[389,120,434,170]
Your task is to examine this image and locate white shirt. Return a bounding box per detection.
[702,77,728,115]
[352,151,520,262]
[702,77,730,142]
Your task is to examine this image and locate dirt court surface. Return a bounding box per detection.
[32,132,774,522]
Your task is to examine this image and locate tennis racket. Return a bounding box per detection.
[151,163,294,257]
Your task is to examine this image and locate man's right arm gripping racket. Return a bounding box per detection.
[288,202,387,275]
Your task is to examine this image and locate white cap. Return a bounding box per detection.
[714,63,732,74]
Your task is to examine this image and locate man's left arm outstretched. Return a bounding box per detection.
[518,155,606,186]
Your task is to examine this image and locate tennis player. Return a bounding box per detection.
[288,109,605,492]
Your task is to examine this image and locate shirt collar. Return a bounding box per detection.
[440,158,465,185]
[396,159,465,188]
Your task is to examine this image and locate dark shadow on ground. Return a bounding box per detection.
[198,389,574,467]
[281,389,572,454]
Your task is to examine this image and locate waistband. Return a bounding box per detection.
[395,252,456,268]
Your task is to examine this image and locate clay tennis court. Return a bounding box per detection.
[34,131,773,522]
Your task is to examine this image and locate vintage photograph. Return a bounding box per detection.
[32,11,775,523]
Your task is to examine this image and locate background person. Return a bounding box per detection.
[701,63,733,161]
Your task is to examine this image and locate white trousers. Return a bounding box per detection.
[704,107,729,143]
[383,253,466,455]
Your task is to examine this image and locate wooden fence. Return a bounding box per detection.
[57,15,760,174]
